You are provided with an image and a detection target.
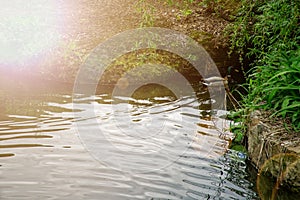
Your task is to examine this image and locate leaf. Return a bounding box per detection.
[282,98,290,109]
[234,130,244,143]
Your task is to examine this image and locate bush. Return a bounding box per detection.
[228,0,300,131]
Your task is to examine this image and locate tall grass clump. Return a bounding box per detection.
[227,0,300,131]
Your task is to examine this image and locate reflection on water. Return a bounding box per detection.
[0,85,258,199]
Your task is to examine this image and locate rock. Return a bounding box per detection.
[283,157,300,192]
[247,110,300,194]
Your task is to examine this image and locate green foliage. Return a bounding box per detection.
[227,0,300,132]
[230,123,244,143]
[227,107,250,144]
[249,0,300,61]
[180,8,193,17]
[228,0,300,62]
[180,0,195,16]
[99,49,195,85]
[225,0,257,61]
[135,0,156,27]
[251,48,300,129]
[230,144,247,153]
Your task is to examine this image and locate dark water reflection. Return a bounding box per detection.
[0,85,258,199]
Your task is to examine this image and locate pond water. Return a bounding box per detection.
[0,81,258,200]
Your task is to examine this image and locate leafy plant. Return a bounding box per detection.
[227,0,300,132]
[252,48,300,129]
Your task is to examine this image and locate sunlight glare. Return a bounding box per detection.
[0,0,63,66]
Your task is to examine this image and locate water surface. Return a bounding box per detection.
[0,84,258,200]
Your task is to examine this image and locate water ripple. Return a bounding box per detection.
[0,93,258,199]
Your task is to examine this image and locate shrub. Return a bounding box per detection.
[228,0,300,131]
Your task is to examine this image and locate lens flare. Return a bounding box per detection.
[0,0,63,66]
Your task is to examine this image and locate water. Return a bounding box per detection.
[0,83,258,200]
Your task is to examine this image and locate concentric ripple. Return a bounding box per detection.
[0,93,258,199]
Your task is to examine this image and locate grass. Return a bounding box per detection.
[226,0,300,141]
[252,49,300,127]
